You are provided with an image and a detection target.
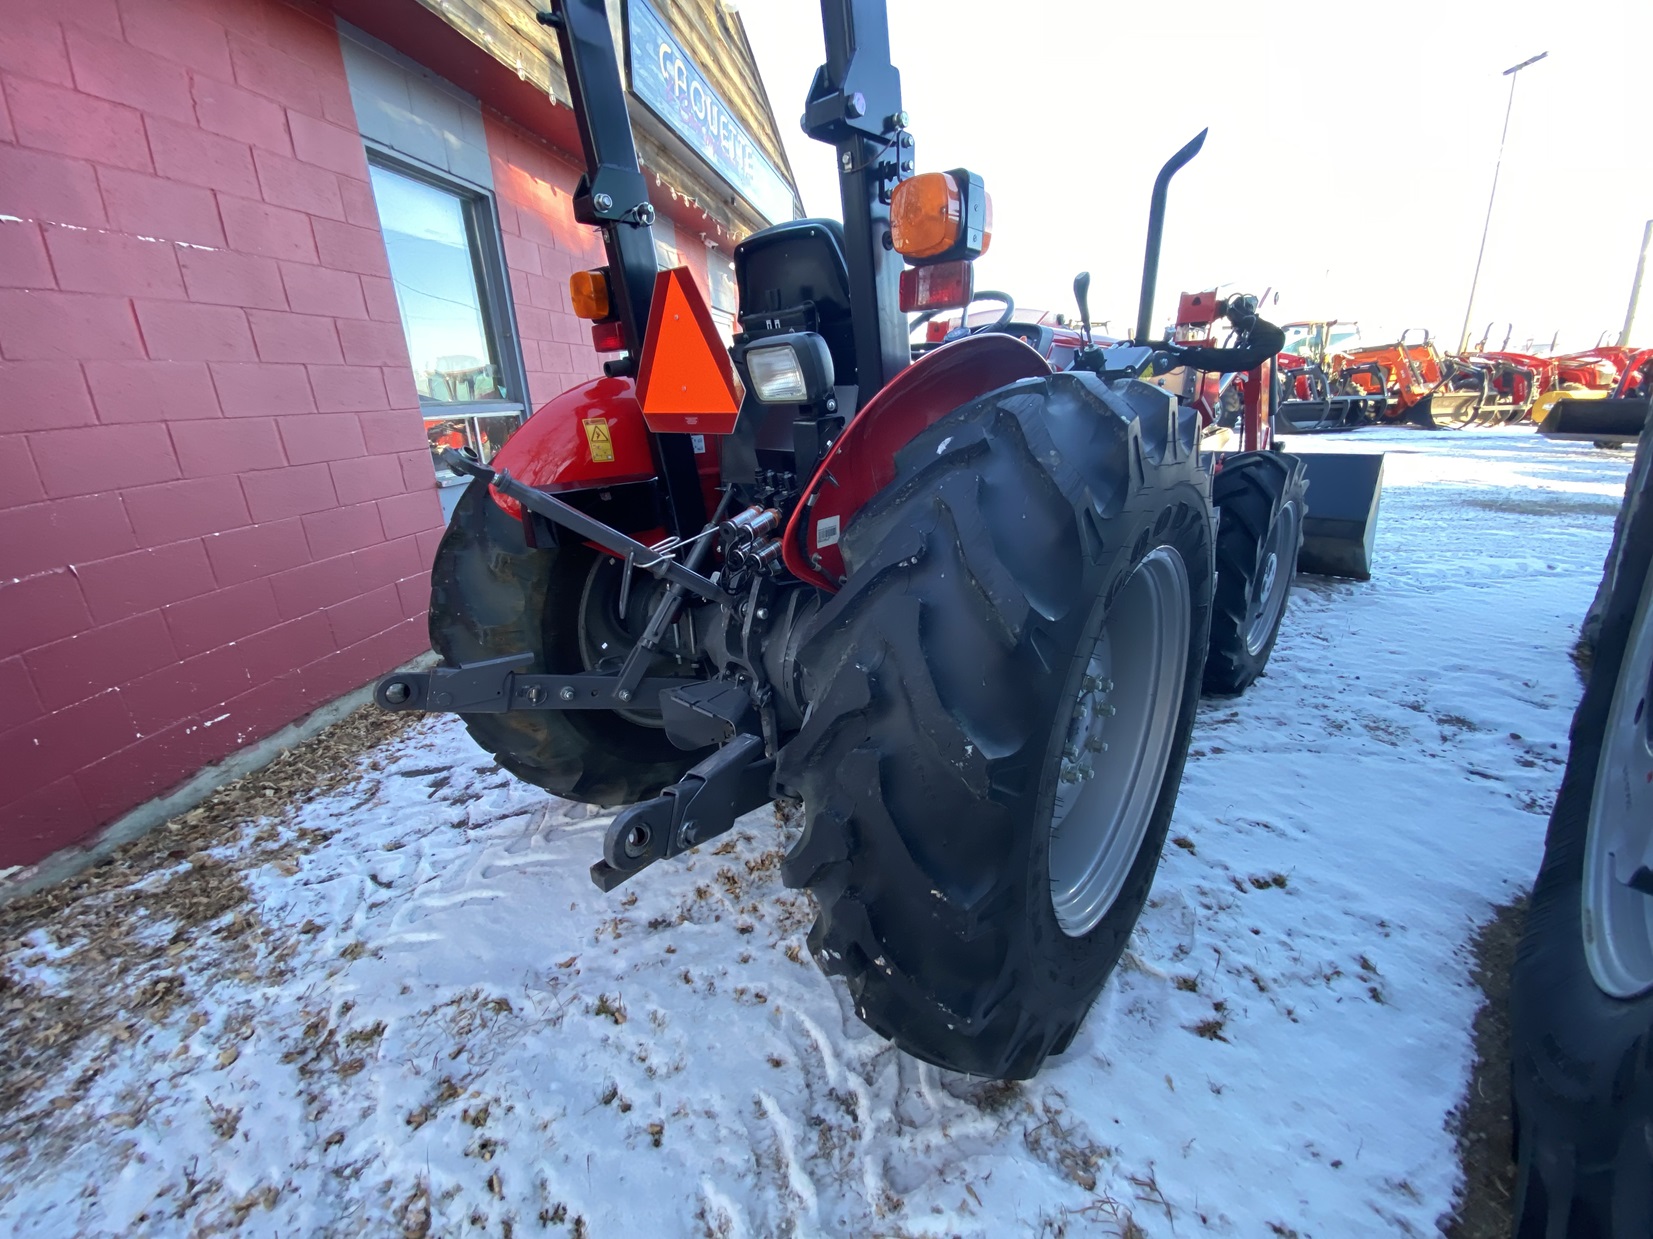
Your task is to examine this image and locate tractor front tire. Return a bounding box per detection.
[777,373,1214,1079]
[1203,450,1307,696]
[428,479,703,805]
[1510,423,1653,1237]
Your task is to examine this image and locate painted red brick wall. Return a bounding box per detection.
[0,0,443,868]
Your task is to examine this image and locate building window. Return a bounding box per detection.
[367,161,524,484]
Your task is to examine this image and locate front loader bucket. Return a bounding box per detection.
[1292,451,1385,580]
[1537,397,1651,443]
[1274,395,1379,434]
[1395,390,1482,429]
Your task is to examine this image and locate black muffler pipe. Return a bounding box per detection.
[1134,129,1208,344]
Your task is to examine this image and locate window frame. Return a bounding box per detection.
[363,145,531,484]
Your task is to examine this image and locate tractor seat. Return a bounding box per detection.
[733,218,856,389]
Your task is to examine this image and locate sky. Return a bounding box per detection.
[735,0,1651,353]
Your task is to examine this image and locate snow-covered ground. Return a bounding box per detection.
[0,428,1634,1238]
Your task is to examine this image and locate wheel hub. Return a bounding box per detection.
[1048,547,1192,937]
[1244,500,1300,657]
[1582,568,1653,998]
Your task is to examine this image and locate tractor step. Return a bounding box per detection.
[591,734,774,891]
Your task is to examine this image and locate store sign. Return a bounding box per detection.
[627,0,796,225]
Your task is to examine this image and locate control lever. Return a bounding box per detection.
[1073,271,1094,347]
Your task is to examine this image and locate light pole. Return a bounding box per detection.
[1457,51,1548,354]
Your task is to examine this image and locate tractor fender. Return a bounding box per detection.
[782,333,1050,590]
[488,375,659,520]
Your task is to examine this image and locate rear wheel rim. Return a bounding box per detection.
[1048,546,1192,937]
[1583,566,1653,997]
[1244,500,1300,656]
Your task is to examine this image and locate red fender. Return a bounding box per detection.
[782,333,1051,591]
[488,374,719,525]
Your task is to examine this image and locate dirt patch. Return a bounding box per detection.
[0,705,421,1182]
[1442,896,1526,1238]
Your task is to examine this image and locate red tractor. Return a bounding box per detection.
[375,0,1378,1078]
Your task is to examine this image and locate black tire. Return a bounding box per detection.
[1510,421,1653,1237]
[1203,450,1307,696]
[428,479,703,805]
[776,372,1214,1079]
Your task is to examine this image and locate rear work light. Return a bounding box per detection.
[744,333,835,404]
[890,170,992,263]
[900,260,974,314]
[570,268,612,320]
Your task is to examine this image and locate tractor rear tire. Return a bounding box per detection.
[428,479,703,805]
[777,373,1214,1079]
[1509,423,1653,1237]
[1203,451,1307,696]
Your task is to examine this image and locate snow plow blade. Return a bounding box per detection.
[1292,451,1384,580]
[1536,397,1651,443]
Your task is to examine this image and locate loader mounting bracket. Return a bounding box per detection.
[375,653,698,714]
[591,733,774,891]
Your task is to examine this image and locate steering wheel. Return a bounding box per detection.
[949,290,1015,339]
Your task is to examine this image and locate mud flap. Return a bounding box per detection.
[1294,451,1384,580]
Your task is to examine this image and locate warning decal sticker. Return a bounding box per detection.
[583,417,614,463]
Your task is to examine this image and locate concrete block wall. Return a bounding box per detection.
[0,0,444,868]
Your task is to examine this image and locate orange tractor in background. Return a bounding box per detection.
[1338,328,1487,428]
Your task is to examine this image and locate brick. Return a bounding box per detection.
[381,364,420,409]
[278,262,364,319]
[0,493,135,580]
[415,523,443,567]
[44,225,184,299]
[120,0,233,78]
[287,109,365,179]
[123,475,250,544]
[117,640,251,733]
[246,310,341,365]
[76,538,216,624]
[162,576,278,659]
[1,442,46,512]
[216,194,316,263]
[278,412,364,466]
[191,75,290,153]
[308,615,424,698]
[173,416,283,478]
[98,168,225,248]
[0,289,142,361]
[329,452,403,506]
[358,274,399,322]
[71,729,198,828]
[237,611,332,683]
[268,551,360,619]
[240,461,335,522]
[208,361,315,418]
[0,145,107,228]
[203,515,307,586]
[84,359,220,423]
[399,450,436,495]
[0,569,93,660]
[377,490,440,542]
[336,319,408,367]
[395,572,426,621]
[308,218,389,277]
[501,232,542,277]
[135,299,254,363]
[357,408,425,455]
[0,12,73,87]
[59,0,123,36]
[227,33,322,115]
[252,146,344,220]
[2,778,95,868]
[337,176,379,228]
[1,361,96,431]
[28,422,178,499]
[352,533,423,587]
[0,77,11,142]
[177,247,286,310]
[3,73,151,172]
[307,364,385,413]
[0,693,138,809]
[144,115,258,196]
[324,582,400,649]
[25,607,178,708]
[65,27,194,122]
[301,500,382,561]
[0,656,44,734]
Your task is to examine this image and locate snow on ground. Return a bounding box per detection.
[0,428,1634,1238]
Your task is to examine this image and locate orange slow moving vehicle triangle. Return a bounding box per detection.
[635,267,741,436]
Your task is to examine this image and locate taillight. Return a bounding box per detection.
[900,261,973,314]
[591,320,626,352]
